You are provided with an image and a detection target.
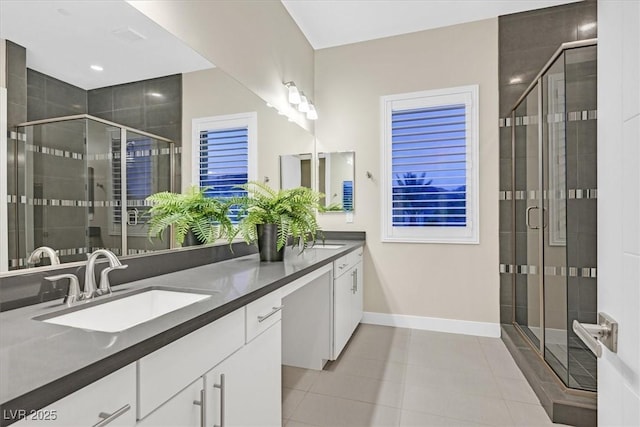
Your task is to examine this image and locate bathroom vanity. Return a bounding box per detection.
[0,240,364,427]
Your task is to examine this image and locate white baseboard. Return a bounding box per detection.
[362,311,501,338]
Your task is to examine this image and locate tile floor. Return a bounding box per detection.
[282,324,569,427]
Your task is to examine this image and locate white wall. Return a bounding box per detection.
[182,68,314,192]
[315,19,500,330]
[128,0,315,132]
[597,1,640,425]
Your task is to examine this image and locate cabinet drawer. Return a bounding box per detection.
[333,254,351,278]
[137,309,244,419]
[15,364,136,427]
[348,247,364,266]
[246,290,282,343]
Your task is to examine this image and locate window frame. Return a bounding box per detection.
[380,85,480,244]
[191,112,258,189]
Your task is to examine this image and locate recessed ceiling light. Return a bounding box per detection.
[509,77,523,84]
[148,92,163,98]
[579,22,597,32]
[90,65,104,72]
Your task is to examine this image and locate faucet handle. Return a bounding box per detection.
[97,264,128,296]
[45,274,81,307]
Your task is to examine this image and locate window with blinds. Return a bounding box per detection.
[192,113,257,222]
[381,86,479,244]
[343,180,354,211]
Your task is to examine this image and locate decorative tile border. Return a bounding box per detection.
[500,263,597,278]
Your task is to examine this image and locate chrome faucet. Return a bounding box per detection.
[27,246,60,266]
[85,249,128,298]
[44,274,82,307]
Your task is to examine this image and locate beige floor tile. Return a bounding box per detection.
[480,342,527,380]
[290,392,400,427]
[325,355,406,383]
[402,384,514,426]
[283,365,321,391]
[407,341,492,374]
[283,387,307,419]
[404,364,502,399]
[310,371,404,408]
[343,337,409,363]
[496,377,541,405]
[505,400,553,426]
[399,409,492,427]
[410,329,481,348]
[356,324,412,340]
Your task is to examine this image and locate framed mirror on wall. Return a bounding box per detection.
[318,151,355,213]
[280,153,312,190]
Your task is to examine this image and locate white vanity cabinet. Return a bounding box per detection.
[206,321,281,427]
[332,248,364,359]
[14,363,136,427]
[137,292,283,427]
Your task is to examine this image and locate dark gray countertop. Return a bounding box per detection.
[0,240,363,425]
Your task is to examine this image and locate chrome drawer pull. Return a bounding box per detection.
[257,305,283,323]
[193,389,206,427]
[93,404,130,427]
[213,374,226,427]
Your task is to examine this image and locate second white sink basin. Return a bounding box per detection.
[41,289,211,333]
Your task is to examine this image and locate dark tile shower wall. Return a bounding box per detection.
[26,69,87,121]
[498,0,597,324]
[87,74,182,190]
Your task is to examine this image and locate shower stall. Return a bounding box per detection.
[509,39,597,392]
[8,114,174,269]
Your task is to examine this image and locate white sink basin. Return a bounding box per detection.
[312,244,345,249]
[41,290,211,333]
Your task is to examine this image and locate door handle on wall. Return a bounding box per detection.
[526,206,540,230]
[572,312,618,358]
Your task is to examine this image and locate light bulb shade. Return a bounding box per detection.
[298,93,310,113]
[285,81,301,104]
[306,103,318,120]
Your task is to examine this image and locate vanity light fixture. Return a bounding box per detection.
[284,81,301,105]
[298,92,310,113]
[307,103,318,120]
[90,64,104,72]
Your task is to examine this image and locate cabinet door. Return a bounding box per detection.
[14,364,136,427]
[333,268,354,359]
[351,261,364,332]
[206,322,281,427]
[137,378,204,427]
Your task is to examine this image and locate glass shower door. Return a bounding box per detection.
[123,130,172,255]
[513,84,543,349]
[542,52,570,384]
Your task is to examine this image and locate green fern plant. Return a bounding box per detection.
[230,181,323,251]
[145,186,234,246]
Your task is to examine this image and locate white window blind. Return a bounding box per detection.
[112,137,154,225]
[192,113,257,221]
[381,86,479,244]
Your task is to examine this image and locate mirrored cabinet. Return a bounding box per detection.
[318,152,354,212]
[279,153,312,190]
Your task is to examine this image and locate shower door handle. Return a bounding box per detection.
[526,206,540,229]
[572,312,618,358]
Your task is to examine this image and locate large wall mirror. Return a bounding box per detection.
[318,152,355,212]
[0,1,314,272]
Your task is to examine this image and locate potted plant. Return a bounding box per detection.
[232,181,322,262]
[146,186,234,246]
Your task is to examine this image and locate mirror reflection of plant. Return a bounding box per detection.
[145,186,234,245]
[230,181,323,251]
[319,202,343,212]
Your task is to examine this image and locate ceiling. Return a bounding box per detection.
[0,0,583,90]
[0,0,213,90]
[281,0,583,49]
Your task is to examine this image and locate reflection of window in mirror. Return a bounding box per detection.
[318,152,355,212]
[280,153,312,190]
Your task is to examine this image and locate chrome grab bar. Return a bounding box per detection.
[93,404,130,427]
[572,312,618,358]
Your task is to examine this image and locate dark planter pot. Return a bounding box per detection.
[257,223,284,262]
[183,229,205,247]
